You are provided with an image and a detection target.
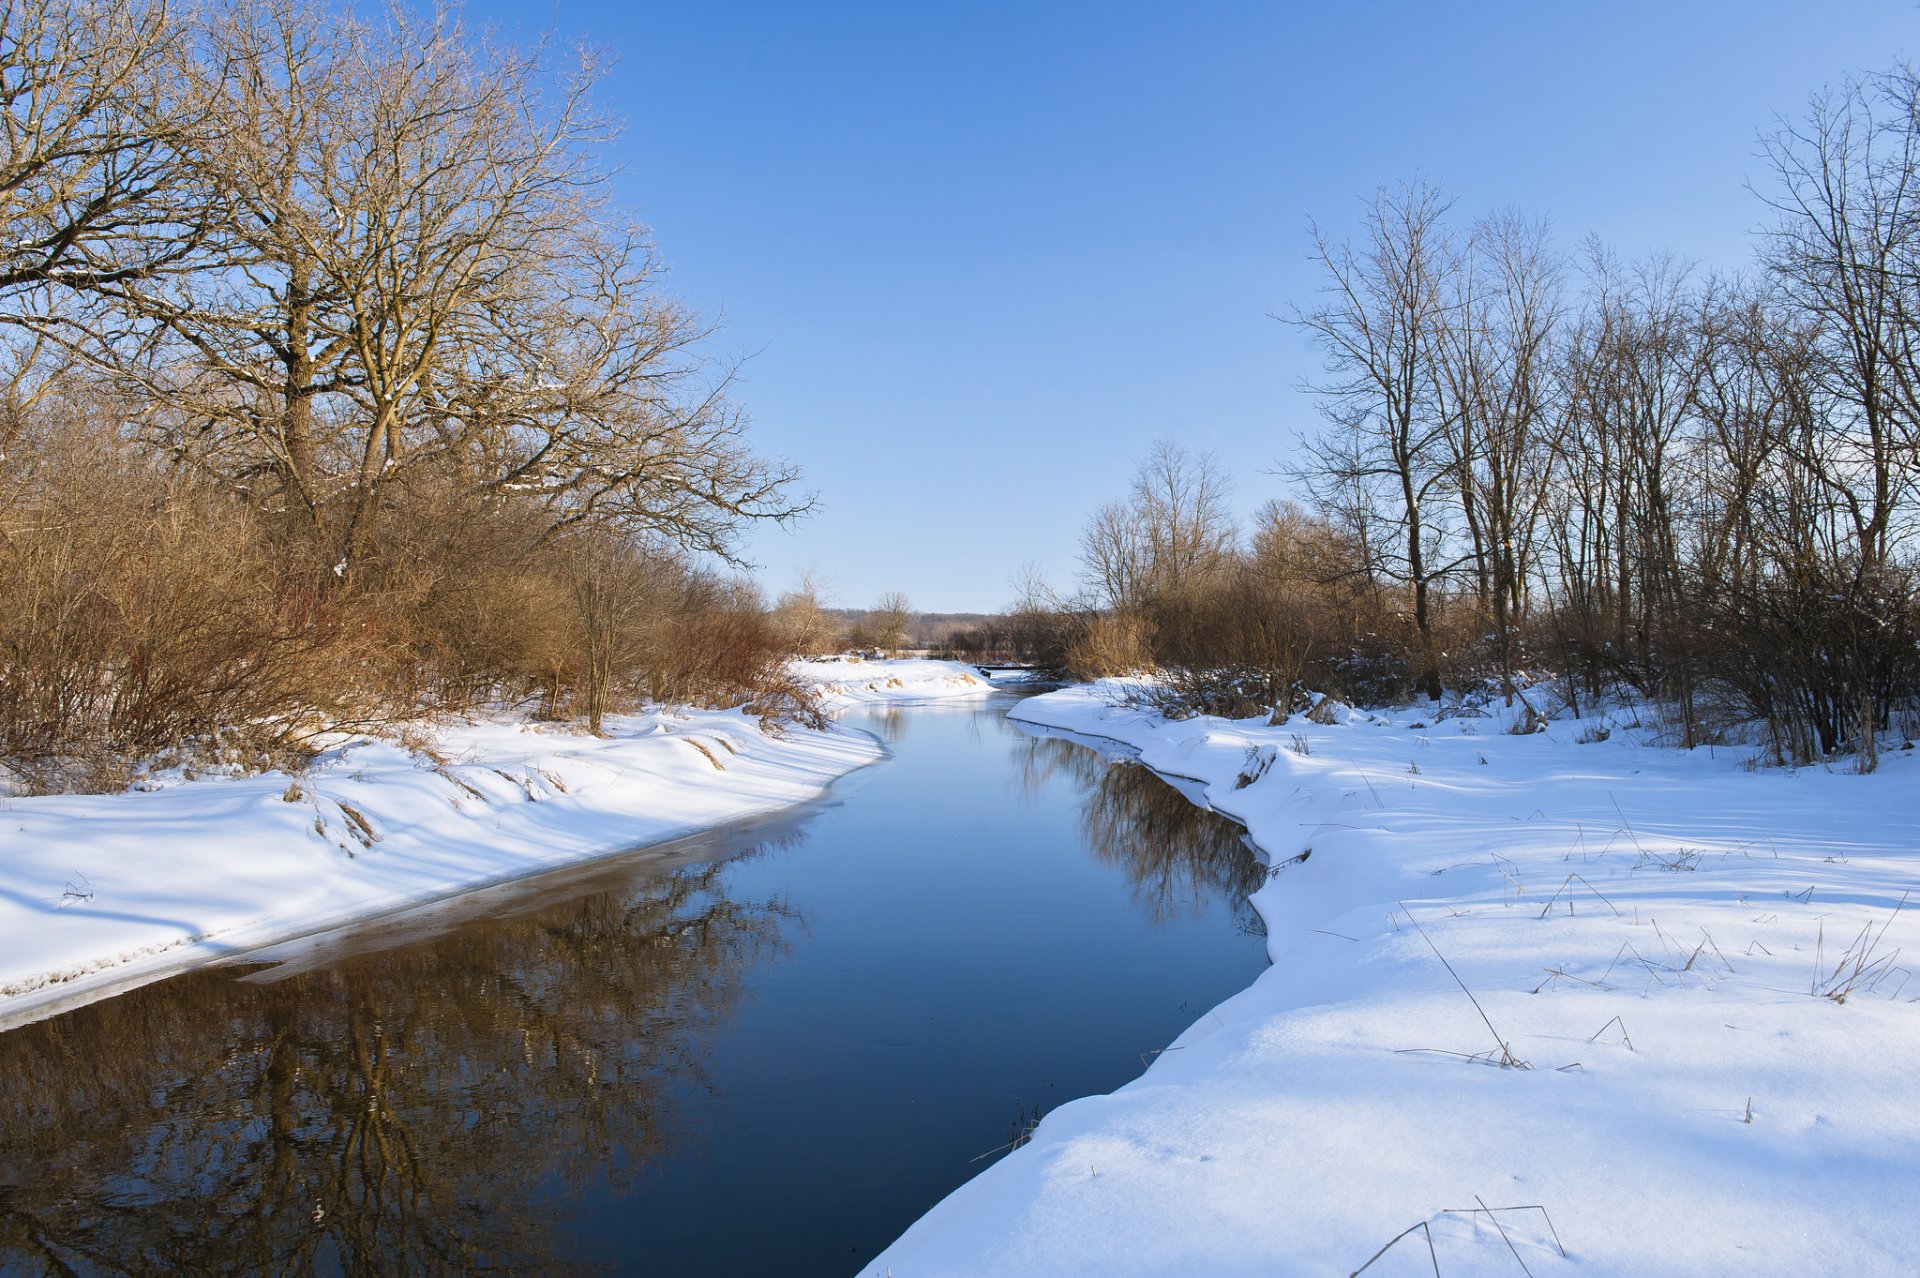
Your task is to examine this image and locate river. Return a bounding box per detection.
[0,693,1269,1276]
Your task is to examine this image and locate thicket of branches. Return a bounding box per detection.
[1042,67,1920,766]
[0,0,812,789]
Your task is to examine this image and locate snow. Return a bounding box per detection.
[0,660,991,1032]
[789,655,1001,712]
[872,683,1920,1277]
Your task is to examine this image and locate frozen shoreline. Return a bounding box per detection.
[0,658,995,1032]
[873,683,1920,1277]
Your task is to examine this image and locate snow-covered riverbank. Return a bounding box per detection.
[789,655,1001,711]
[0,659,993,1031]
[874,684,1920,1277]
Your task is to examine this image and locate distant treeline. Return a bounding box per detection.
[990,68,1920,767]
[0,1,813,790]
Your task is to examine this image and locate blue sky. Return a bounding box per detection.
[465,1,1915,613]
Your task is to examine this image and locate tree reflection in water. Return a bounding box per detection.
[1008,730,1268,933]
[0,846,799,1276]
[0,711,1268,1277]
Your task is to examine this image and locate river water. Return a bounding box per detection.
[0,694,1269,1276]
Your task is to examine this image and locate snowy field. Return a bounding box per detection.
[874,684,1920,1277]
[0,659,991,1031]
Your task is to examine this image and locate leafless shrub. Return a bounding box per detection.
[0,412,379,788]
[1126,665,1304,722]
[1064,610,1155,680]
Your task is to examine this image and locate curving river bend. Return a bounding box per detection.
[0,693,1268,1276]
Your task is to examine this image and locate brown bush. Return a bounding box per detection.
[644,574,823,727]
[0,410,825,789]
[0,416,377,788]
[530,537,819,733]
[1065,611,1155,680]
[352,483,573,712]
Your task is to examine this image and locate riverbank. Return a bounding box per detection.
[874,684,1920,1276]
[789,655,1001,711]
[0,659,995,1031]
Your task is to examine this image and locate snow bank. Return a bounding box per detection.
[0,707,881,1031]
[873,684,1920,1276]
[790,656,1000,711]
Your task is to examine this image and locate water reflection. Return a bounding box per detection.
[873,703,910,743]
[0,701,1270,1277]
[0,852,796,1276]
[1011,733,1268,933]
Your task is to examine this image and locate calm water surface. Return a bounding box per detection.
[0,695,1268,1276]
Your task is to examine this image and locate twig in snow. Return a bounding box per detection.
[1602,940,1673,987]
[1607,791,1647,855]
[1398,903,1529,1069]
[1395,1047,1532,1070]
[1476,1193,1534,1277]
[1356,767,1383,809]
[1699,928,1736,974]
[1437,1204,1567,1259]
[1532,966,1607,994]
[1633,845,1702,872]
[1586,1015,1634,1051]
[1349,1219,1440,1277]
[1537,872,1622,919]
[1651,919,1711,983]
[1353,1203,1567,1276]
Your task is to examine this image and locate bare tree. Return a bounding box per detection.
[1432,210,1563,702]
[0,0,200,435]
[1565,249,1704,689]
[1759,68,1920,571]
[1078,439,1235,613]
[1689,283,1821,597]
[1294,179,1459,699]
[100,0,806,579]
[1129,439,1236,599]
[0,0,196,304]
[1079,498,1148,612]
[771,570,835,656]
[870,591,912,654]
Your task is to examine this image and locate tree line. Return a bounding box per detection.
[1009,66,1920,767]
[0,0,813,788]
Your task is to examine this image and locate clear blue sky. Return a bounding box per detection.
[465,0,1915,613]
